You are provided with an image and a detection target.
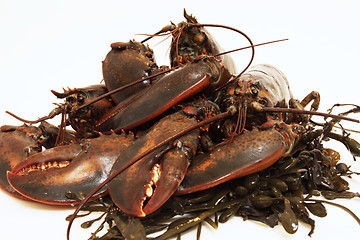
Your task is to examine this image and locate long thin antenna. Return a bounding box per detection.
[214,38,288,57]
[188,23,255,78]
[263,107,360,123]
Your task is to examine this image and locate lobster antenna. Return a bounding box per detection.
[5,111,49,124]
[66,111,231,240]
[5,104,62,124]
[188,23,255,78]
[140,24,176,43]
[213,38,288,57]
[263,107,360,123]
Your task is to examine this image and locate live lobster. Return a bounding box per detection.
[0,9,359,239]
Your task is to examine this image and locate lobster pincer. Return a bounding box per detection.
[96,56,233,132]
[0,124,44,198]
[0,122,75,198]
[176,121,302,195]
[7,133,134,205]
[107,109,200,217]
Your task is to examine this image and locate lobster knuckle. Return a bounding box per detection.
[103,41,158,104]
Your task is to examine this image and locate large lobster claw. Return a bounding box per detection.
[7,134,134,205]
[108,111,200,217]
[96,57,233,132]
[176,122,302,195]
[0,125,44,198]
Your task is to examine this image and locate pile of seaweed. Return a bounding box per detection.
[67,110,360,240]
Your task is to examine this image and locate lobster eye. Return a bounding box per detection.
[292,125,303,135]
[77,94,85,104]
[250,85,259,96]
[234,87,242,96]
[66,96,76,104]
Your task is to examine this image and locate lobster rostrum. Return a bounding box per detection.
[1,10,359,240]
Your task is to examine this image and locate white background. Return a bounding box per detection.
[0,0,360,239]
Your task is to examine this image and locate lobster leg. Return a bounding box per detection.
[176,123,301,195]
[96,58,233,132]
[7,134,134,205]
[108,110,200,217]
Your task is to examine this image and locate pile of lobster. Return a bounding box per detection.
[1,10,359,239]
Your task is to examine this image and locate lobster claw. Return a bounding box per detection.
[7,134,134,205]
[96,58,233,132]
[0,125,43,198]
[176,123,301,195]
[108,111,199,217]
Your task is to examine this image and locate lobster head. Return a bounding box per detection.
[223,64,294,125]
[51,85,115,137]
[169,9,223,67]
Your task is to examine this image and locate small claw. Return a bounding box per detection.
[7,134,134,205]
